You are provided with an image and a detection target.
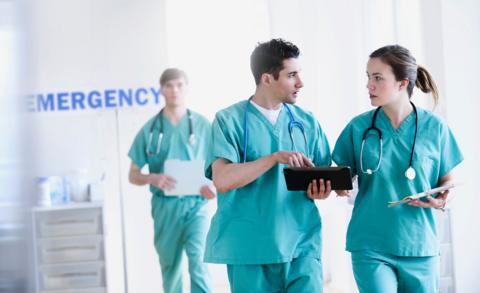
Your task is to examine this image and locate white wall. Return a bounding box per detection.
[164,0,270,119]
[27,0,169,292]
[440,1,480,291]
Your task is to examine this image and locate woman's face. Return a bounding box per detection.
[366,57,405,107]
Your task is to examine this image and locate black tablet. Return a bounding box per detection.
[283,166,353,191]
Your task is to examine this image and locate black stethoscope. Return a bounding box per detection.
[243,97,309,163]
[146,108,195,156]
[360,101,418,180]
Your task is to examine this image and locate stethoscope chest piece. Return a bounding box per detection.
[405,166,416,180]
[189,134,196,145]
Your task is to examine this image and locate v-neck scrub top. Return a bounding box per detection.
[333,108,463,256]
[129,110,211,197]
[204,100,332,264]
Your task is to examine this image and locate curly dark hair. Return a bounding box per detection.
[250,38,300,85]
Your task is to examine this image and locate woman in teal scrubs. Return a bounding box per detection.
[128,68,214,293]
[333,45,463,293]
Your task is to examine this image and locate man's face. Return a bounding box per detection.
[269,58,304,104]
[161,77,187,107]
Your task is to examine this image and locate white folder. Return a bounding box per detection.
[387,182,458,207]
[163,159,210,196]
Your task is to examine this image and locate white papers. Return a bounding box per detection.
[163,159,210,196]
[387,182,458,207]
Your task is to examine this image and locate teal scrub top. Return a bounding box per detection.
[332,107,463,257]
[128,110,211,197]
[204,100,332,265]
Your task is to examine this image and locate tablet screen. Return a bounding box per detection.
[283,166,353,191]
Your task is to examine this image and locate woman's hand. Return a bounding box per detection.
[408,189,449,211]
[335,190,352,197]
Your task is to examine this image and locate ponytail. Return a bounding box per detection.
[416,65,440,107]
[370,45,441,108]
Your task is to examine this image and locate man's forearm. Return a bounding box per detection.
[129,170,151,186]
[213,154,277,193]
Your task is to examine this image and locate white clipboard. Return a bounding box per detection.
[387,182,458,207]
[163,159,210,196]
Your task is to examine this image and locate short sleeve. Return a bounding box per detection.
[204,114,240,179]
[313,121,332,167]
[438,123,464,177]
[128,127,148,169]
[332,122,357,176]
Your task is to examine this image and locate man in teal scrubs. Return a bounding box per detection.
[333,45,463,292]
[204,39,332,292]
[128,68,214,293]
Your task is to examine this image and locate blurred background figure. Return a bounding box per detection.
[128,68,215,293]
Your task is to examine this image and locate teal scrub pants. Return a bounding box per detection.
[351,250,438,293]
[227,256,323,293]
[151,195,212,293]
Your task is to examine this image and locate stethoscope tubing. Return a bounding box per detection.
[360,101,418,179]
[243,97,309,163]
[146,108,194,156]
